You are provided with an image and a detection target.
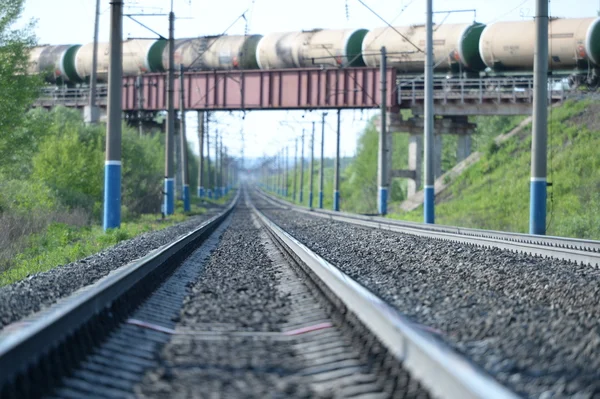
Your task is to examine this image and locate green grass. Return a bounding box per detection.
[0,208,205,287]
[391,99,600,240]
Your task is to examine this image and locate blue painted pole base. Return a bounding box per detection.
[309,191,313,209]
[208,190,213,199]
[333,190,340,212]
[103,162,122,231]
[378,187,388,216]
[164,178,175,215]
[424,185,435,224]
[300,191,304,204]
[529,179,547,235]
[183,185,191,212]
[198,187,205,198]
[318,191,323,209]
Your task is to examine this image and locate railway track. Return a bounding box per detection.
[254,188,600,398]
[0,187,519,399]
[255,189,600,266]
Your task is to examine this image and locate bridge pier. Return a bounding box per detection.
[457,134,472,162]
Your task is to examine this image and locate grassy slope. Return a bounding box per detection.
[392,100,600,240]
[0,191,236,286]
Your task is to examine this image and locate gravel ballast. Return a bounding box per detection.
[136,201,418,398]
[256,196,600,398]
[0,201,230,331]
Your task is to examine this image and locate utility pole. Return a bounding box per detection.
[103,0,123,230]
[334,109,341,212]
[136,74,144,136]
[300,129,305,204]
[424,0,435,224]
[179,64,190,212]
[309,122,315,208]
[529,0,549,235]
[284,147,288,197]
[86,0,101,125]
[214,129,220,199]
[319,112,326,209]
[293,138,298,201]
[197,111,204,198]
[220,142,225,197]
[164,6,175,215]
[206,114,212,199]
[378,47,389,216]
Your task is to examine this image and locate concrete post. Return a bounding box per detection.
[293,138,298,201]
[309,122,315,208]
[377,47,389,215]
[334,109,341,211]
[206,116,212,199]
[197,111,205,198]
[214,129,219,199]
[319,112,326,209]
[284,147,288,197]
[300,129,305,204]
[530,0,548,235]
[136,74,144,136]
[102,0,123,231]
[424,0,435,224]
[163,10,175,215]
[456,135,472,162]
[407,134,423,197]
[179,64,190,212]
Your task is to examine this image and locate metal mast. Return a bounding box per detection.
[529,0,549,235]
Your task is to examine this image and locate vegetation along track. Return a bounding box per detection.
[0,187,520,399]
[255,188,600,398]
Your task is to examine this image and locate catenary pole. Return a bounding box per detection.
[530,0,549,235]
[319,112,326,209]
[179,64,190,212]
[103,0,123,231]
[424,0,435,224]
[293,138,298,201]
[334,109,341,211]
[309,122,315,208]
[300,129,305,204]
[163,8,175,215]
[378,47,389,215]
[206,114,212,198]
[197,111,205,198]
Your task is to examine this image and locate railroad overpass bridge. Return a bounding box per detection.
[33,67,567,197]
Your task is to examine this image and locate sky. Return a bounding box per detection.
[16,0,600,162]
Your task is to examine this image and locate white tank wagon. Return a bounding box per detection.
[256,28,368,69]
[74,39,166,82]
[27,44,82,83]
[479,17,600,72]
[163,35,263,71]
[362,22,486,74]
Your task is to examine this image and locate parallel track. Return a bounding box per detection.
[0,188,522,398]
[256,189,600,266]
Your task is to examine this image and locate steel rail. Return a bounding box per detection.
[256,189,600,266]
[0,192,239,394]
[249,192,519,399]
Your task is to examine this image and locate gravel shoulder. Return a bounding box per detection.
[256,197,600,398]
[0,201,230,331]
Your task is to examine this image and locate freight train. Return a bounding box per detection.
[27,16,600,87]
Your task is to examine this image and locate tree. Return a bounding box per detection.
[0,0,42,175]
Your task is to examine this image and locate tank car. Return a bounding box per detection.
[162,35,262,71]
[74,39,166,82]
[362,22,486,74]
[256,28,367,69]
[27,44,81,83]
[479,17,600,72]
